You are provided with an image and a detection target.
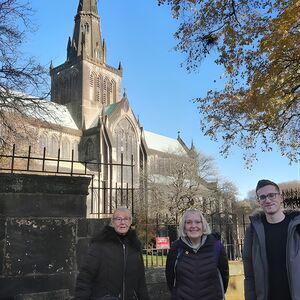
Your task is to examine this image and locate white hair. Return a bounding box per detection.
[110,206,132,224]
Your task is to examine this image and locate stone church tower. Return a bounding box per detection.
[50,0,122,130]
[1,0,202,216]
[50,0,146,196]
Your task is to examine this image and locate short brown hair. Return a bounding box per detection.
[256,179,280,193]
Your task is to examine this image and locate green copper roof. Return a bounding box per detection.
[104,103,118,116]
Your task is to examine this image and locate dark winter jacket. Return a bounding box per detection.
[165,234,229,300]
[243,211,300,300]
[74,225,149,300]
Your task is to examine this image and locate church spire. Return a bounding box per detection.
[77,0,98,15]
[68,0,105,63]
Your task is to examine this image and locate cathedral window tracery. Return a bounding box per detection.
[49,135,59,157]
[93,73,98,102]
[89,72,95,87]
[114,118,138,183]
[97,75,103,103]
[111,80,116,103]
[89,72,116,104]
[103,77,108,105]
[72,141,79,160]
[62,137,70,159]
[39,133,48,155]
[84,23,89,33]
[90,72,103,102]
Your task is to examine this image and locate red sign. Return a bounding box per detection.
[156,237,170,249]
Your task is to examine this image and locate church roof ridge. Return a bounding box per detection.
[31,100,79,130]
[143,130,186,154]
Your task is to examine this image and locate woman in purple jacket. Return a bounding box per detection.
[166,208,229,300]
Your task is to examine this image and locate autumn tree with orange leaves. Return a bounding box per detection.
[158,0,300,166]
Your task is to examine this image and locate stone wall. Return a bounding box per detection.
[0,174,89,218]
[0,173,170,300]
[0,174,92,300]
[145,268,170,300]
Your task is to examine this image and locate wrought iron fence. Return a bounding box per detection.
[138,211,250,267]
[2,145,300,267]
[282,189,300,209]
[0,144,137,217]
[141,191,300,268]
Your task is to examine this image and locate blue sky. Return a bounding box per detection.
[20,0,299,199]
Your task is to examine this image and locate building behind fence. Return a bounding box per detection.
[1,144,300,270]
[0,144,139,219]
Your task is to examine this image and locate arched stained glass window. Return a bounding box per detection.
[114,118,137,183]
[49,135,59,157]
[39,133,48,155]
[93,74,98,102]
[72,141,79,160]
[89,72,95,87]
[111,80,116,103]
[103,77,108,105]
[97,75,102,102]
[62,137,70,159]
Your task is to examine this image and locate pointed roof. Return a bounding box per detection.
[190,139,195,150]
[3,91,79,130]
[77,0,98,15]
[66,0,102,62]
[144,130,186,154]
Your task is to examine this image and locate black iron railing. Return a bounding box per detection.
[139,211,250,267]
[282,189,300,209]
[0,144,137,217]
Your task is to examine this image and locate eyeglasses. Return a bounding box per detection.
[185,220,202,225]
[113,217,131,223]
[257,192,280,202]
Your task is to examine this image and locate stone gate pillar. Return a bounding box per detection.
[0,173,91,300]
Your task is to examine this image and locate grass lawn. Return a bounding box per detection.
[143,254,168,268]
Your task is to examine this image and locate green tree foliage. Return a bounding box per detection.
[158,0,300,165]
[0,0,49,148]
